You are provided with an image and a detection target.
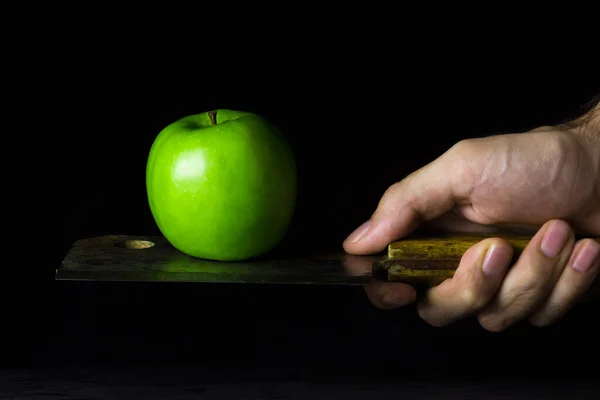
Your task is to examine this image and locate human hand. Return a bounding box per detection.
[343,122,600,331]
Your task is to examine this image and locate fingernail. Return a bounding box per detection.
[346,220,371,243]
[572,240,600,273]
[540,220,570,258]
[482,244,512,277]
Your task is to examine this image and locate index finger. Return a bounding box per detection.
[343,141,479,255]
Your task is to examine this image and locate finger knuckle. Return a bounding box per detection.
[478,282,544,331]
[460,287,487,310]
[382,180,407,203]
[512,273,548,298]
[529,314,552,328]
[477,313,509,332]
[451,138,478,154]
[529,125,554,133]
[506,289,543,319]
[384,181,401,196]
[529,301,569,328]
[417,305,450,328]
[423,317,450,328]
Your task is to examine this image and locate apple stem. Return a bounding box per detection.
[208,111,217,126]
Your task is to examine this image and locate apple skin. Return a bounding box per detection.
[146,109,297,261]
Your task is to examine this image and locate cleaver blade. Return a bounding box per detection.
[55,234,600,287]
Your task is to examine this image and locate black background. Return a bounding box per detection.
[5,0,600,383]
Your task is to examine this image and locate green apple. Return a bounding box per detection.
[146,109,297,261]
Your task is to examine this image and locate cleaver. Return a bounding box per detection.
[55,233,600,288]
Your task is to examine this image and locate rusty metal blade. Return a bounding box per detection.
[55,235,379,285]
[58,233,596,287]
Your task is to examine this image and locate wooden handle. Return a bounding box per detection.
[373,233,600,287]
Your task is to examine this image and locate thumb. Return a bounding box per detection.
[343,145,474,255]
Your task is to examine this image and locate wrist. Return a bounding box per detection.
[565,95,600,181]
[574,124,600,179]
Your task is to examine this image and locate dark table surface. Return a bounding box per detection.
[5,281,600,399]
[2,367,600,399]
